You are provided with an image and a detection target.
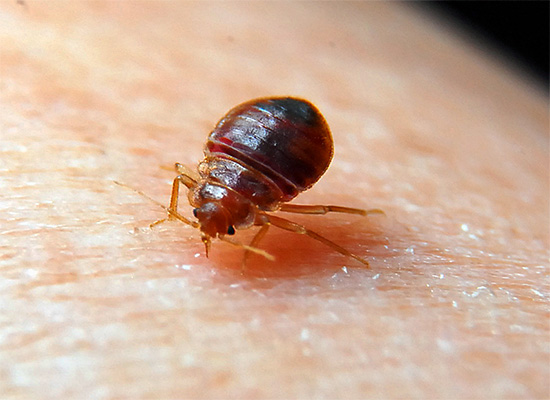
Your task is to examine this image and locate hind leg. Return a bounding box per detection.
[266,214,370,267]
[279,203,384,216]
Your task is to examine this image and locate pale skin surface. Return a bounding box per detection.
[1,2,548,399]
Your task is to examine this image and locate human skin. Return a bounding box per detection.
[1,2,548,399]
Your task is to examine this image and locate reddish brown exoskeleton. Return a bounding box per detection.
[157,97,383,267]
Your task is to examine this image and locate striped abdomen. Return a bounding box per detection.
[201,97,334,211]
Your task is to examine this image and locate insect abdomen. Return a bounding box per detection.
[205,97,334,206]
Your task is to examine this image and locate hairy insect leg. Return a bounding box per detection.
[168,173,197,212]
[279,203,384,216]
[113,181,198,229]
[149,208,198,229]
[266,214,370,267]
[241,223,271,272]
[159,163,199,179]
[174,163,200,182]
[150,173,198,228]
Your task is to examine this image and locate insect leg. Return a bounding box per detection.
[241,223,271,271]
[279,203,384,216]
[219,234,275,262]
[168,173,197,212]
[150,172,198,228]
[174,163,200,182]
[266,214,370,267]
[113,181,198,228]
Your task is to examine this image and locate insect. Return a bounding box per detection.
[156,97,383,267]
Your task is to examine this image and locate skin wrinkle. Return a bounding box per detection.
[1,2,548,400]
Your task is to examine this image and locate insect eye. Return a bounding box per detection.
[193,208,199,218]
[227,226,235,235]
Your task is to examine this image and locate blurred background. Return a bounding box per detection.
[420,2,549,92]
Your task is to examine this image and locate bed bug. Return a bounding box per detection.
[156,97,383,267]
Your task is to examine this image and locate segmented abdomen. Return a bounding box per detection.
[203,97,333,210]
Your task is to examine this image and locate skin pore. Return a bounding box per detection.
[1,2,548,399]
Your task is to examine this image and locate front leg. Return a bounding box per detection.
[174,163,200,182]
[168,173,198,214]
[150,172,198,229]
